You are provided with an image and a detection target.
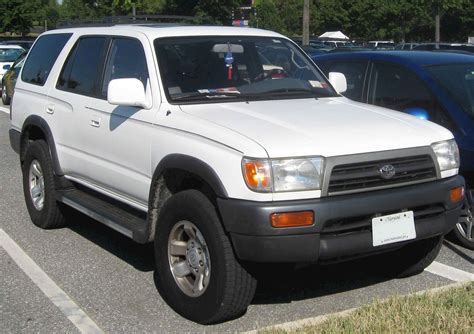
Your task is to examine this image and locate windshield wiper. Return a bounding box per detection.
[172,91,241,101]
[239,88,321,100]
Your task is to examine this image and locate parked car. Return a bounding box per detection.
[0,40,35,50]
[395,42,419,50]
[367,41,395,50]
[413,43,474,54]
[313,51,474,249]
[0,45,25,84]
[10,27,464,324]
[2,56,25,104]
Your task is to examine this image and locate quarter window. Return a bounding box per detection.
[57,36,107,97]
[21,34,72,86]
[101,38,149,97]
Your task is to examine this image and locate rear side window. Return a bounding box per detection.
[57,36,107,97]
[21,33,72,86]
[101,38,149,97]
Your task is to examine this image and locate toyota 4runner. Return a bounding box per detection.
[9,25,465,324]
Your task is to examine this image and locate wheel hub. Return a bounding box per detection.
[186,241,205,271]
[168,221,211,297]
[29,160,45,211]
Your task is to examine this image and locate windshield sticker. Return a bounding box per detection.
[198,87,240,94]
[272,39,282,43]
[309,80,323,88]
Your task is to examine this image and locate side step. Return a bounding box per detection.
[57,187,149,243]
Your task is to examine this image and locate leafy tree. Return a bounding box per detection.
[0,0,42,34]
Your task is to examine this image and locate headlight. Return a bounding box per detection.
[431,139,460,171]
[242,157,324,192]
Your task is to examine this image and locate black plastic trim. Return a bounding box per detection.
[219,176,464,263]
[21,115,63,175]
[150,154,228,199]
[9,128,20,154]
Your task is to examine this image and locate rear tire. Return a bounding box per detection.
[22,140,66,229]
[154,190,256,324]
[372,236,443,278]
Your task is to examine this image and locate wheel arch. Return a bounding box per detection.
[144,154,229,242]
[21,115,63,176]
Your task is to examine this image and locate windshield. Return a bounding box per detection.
[0,48,23,62]
[426,63,474,118]
[154,36,337,103]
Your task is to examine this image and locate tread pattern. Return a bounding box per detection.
[22,140,66,229]
[154,189,256,324]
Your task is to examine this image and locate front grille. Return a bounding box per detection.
[328,155,436,194]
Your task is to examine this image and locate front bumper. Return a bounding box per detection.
[217,176,464,263]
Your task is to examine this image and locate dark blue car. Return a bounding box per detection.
[313,51,474,249]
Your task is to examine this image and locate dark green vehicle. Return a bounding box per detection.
[2,56,25,105]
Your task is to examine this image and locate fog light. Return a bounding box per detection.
[450,186,464,203]
[270,211,314,228]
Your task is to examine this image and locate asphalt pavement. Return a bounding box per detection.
[0,107,473,333]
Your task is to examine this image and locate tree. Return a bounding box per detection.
[0,0,42,34]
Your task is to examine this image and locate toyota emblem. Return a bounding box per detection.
[379,164,396,179]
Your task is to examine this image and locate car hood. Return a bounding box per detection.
[180,97,453,158]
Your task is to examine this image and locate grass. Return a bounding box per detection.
[265,282,474,334]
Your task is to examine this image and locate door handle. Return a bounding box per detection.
[90,118,101,127]
[46,105,55,114]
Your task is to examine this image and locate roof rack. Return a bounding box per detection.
[57,15,218,28]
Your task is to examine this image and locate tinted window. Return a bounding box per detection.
[57,37,107,96]
[368,62,435,117]
[317,60,368,101]
[155,36,336,103]
[101,38,149,97]
[427,63,474,119]
[21,34,71,86]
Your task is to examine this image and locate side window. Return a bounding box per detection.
[368,62,435,116]
[21,33,72,86]
[319,60,368,101]
[57,36,107,97]
[101,38,149,97]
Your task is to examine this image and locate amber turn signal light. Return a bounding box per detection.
[450,186,464,203]
[270,211,314,228]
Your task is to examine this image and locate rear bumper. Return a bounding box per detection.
[217,176,464,263]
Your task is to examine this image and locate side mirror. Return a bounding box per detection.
[328,72,347,94]
[404,107,429,120]
[3,64,11,70]
[107,78,151,109]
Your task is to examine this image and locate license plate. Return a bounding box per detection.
[372,211,416,247]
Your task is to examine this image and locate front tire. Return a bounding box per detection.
[22,140,66,229]
[154,190,256,324]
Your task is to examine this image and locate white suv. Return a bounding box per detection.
[9,25,464,324]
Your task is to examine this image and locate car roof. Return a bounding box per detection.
[43,25,285,40]
[0,44,25,49]
[313,50,474,66]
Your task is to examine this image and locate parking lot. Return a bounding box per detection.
[0,105,473,333]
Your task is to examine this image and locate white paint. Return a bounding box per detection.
[0,106,9,114]
[0,229,104,334]
[425,261,474,282]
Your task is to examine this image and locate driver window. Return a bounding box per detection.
[101,38,149,98]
